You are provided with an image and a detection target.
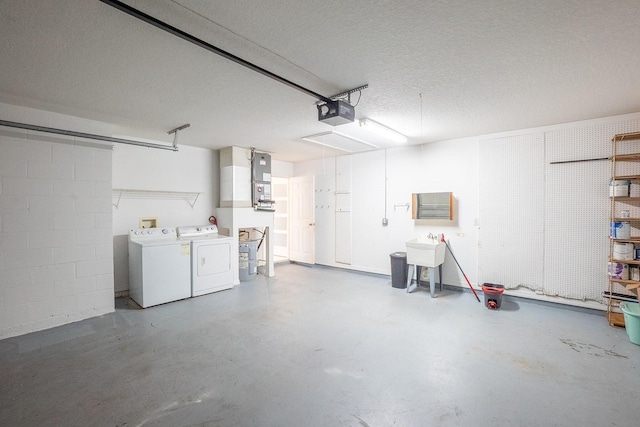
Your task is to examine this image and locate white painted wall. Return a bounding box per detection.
[272,159,293,178]
[294,113,640,310]
[294,139,478,278]
[112,144,218,294]
[0,103,114,339]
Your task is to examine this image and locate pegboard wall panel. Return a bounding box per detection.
[479,118,640,303]
[479,133,545,289]
[543,158,608,300]
[545,119,640,300]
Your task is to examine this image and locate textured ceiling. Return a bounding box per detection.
[1,0,640,162]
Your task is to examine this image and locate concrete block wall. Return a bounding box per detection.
[0,129,114,339]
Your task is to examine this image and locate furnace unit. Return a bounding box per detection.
[252,151,275,211]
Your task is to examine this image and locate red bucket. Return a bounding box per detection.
[481,283,504,310]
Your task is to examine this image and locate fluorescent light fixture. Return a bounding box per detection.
[359,118,407,143]
[302,130,379,153]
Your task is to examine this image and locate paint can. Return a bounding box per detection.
[610,221,631,239]
[610,180,631,197]
[614,242,634,260]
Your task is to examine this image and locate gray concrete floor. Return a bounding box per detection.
[1,262,638,426]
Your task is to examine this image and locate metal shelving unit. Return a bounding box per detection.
[608,131,640,326]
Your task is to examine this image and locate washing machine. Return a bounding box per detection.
[128,227,191,308]
[177,224,234,296]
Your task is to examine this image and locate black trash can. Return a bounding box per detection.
[390,252,408,289]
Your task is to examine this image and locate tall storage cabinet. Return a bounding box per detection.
[608,131,640,326]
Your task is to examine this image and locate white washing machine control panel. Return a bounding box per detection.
[129,227,178,241]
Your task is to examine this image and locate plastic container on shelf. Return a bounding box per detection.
[610,179,631,197]
[608,262,629,280]
[610,221,631,239]
[613,242,635,260]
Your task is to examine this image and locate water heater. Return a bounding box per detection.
[252,151,275,211]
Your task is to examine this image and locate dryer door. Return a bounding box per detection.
[197,242,231,276]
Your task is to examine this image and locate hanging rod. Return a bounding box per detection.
[100,0,333,104]
[549,157,608,165]
[0,119,177,151]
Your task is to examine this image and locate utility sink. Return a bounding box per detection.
[405,239,446,267]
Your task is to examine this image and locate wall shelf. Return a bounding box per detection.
[112,189,200,208]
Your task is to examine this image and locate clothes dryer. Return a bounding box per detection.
[128,227,191,308]
[177,224,234,296]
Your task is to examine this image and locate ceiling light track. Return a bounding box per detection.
[100,0,334,103]
[0,119,178,151]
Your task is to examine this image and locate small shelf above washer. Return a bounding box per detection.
[112,188,201,208]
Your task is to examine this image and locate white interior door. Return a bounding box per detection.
[289,175,315,264]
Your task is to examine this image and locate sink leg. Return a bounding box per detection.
[406,264,414,293]
[429,267,436,298]
[438,264,443,291]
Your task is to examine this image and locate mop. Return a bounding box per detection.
[439,234,481,302]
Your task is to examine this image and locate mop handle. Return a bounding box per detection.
[441,237,481,302]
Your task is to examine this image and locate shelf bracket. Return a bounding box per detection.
[113,189,123,209]
[188,193,200,209]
